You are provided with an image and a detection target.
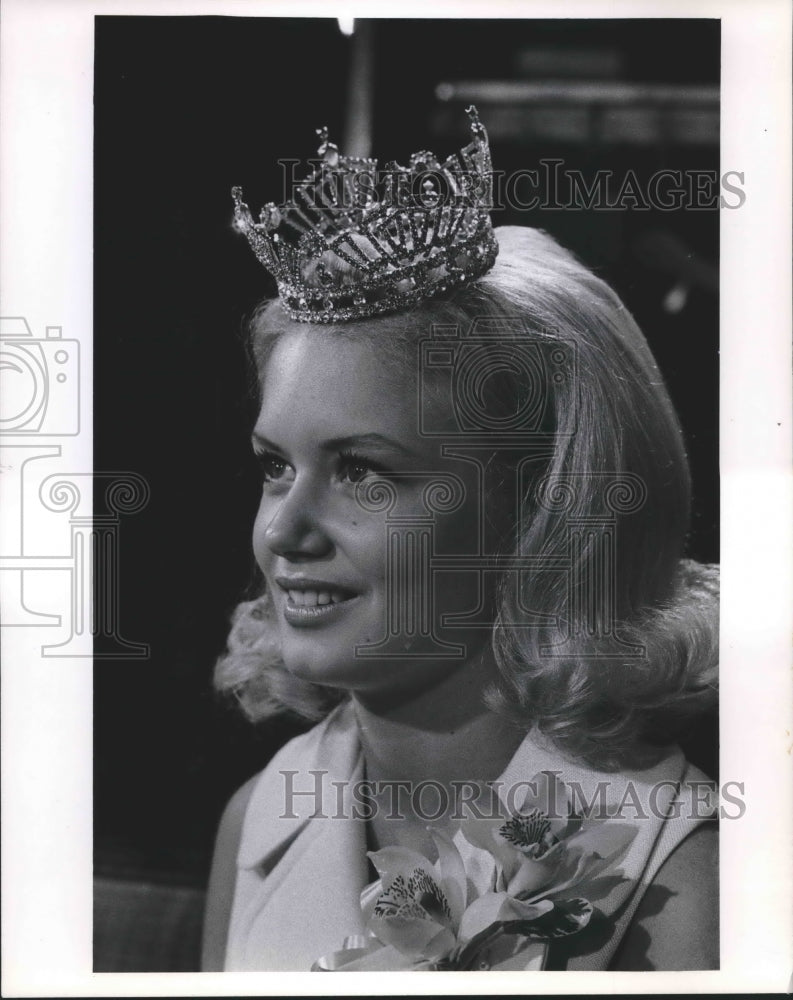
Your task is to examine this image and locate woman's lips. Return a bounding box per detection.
[285,588,348,607]
[275,578,360,628]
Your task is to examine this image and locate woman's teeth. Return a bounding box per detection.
[287,589,347,606]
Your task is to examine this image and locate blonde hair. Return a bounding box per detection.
[214,226,718,769]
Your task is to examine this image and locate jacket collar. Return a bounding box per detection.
[238,699,687,872]
[237,700,363,869]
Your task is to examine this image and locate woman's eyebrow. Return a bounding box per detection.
[324,433,418,457]
[250,431,282,452]
[250,430,419,458]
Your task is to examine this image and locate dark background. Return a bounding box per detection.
[94,16,719,888]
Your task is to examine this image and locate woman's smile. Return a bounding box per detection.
[275,575,363,627]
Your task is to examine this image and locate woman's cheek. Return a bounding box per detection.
[338,514,386,575]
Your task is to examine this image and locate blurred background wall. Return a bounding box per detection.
[94,15,719,915]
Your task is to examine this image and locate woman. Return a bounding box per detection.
[202,109,719,972]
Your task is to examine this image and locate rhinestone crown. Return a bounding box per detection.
[231,105,497,323]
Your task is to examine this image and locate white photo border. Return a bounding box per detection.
[1,0,791,995]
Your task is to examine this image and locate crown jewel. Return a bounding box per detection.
[231,106,497,323]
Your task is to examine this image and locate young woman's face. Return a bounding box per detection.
[251,327,496,702]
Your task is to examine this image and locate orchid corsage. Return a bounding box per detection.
[312,771,638,971]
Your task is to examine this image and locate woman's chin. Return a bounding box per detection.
[280,647,471,708]
[279,649,372,690]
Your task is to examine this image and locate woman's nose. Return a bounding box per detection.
[262,486,333,560]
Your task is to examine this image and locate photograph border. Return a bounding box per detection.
[2,0,791,995]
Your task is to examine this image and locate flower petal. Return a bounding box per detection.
[453,826,500,898]
[503,896,593,939]
[457,891,510,942]
[367,845,438,884]
[514,771,570,834]
[371,912,456,962]
[530,821,638,901]
[559,808,584,840]
[506,850,565,899]
[372,865,454,930]
[518,820,638,904]
[562,819,638,861]
[430,826,467,925]
[458,785,510,838]
[522,846,590,904]
[458,891,554,942]
[500,895,556,922]
[360,878,383,924]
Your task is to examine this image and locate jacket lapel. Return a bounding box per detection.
[228,702,370,970]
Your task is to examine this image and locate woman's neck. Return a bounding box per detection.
[351,645,525,853]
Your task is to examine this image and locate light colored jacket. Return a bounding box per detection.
[225,700,715,971]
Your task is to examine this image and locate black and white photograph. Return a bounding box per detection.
[1,0,791,995]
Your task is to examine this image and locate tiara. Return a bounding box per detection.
[231,105,497,323]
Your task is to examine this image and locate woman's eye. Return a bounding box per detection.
[338,453,383,485]
[255,451,294,483]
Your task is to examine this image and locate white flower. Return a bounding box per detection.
[355,772,637,969]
